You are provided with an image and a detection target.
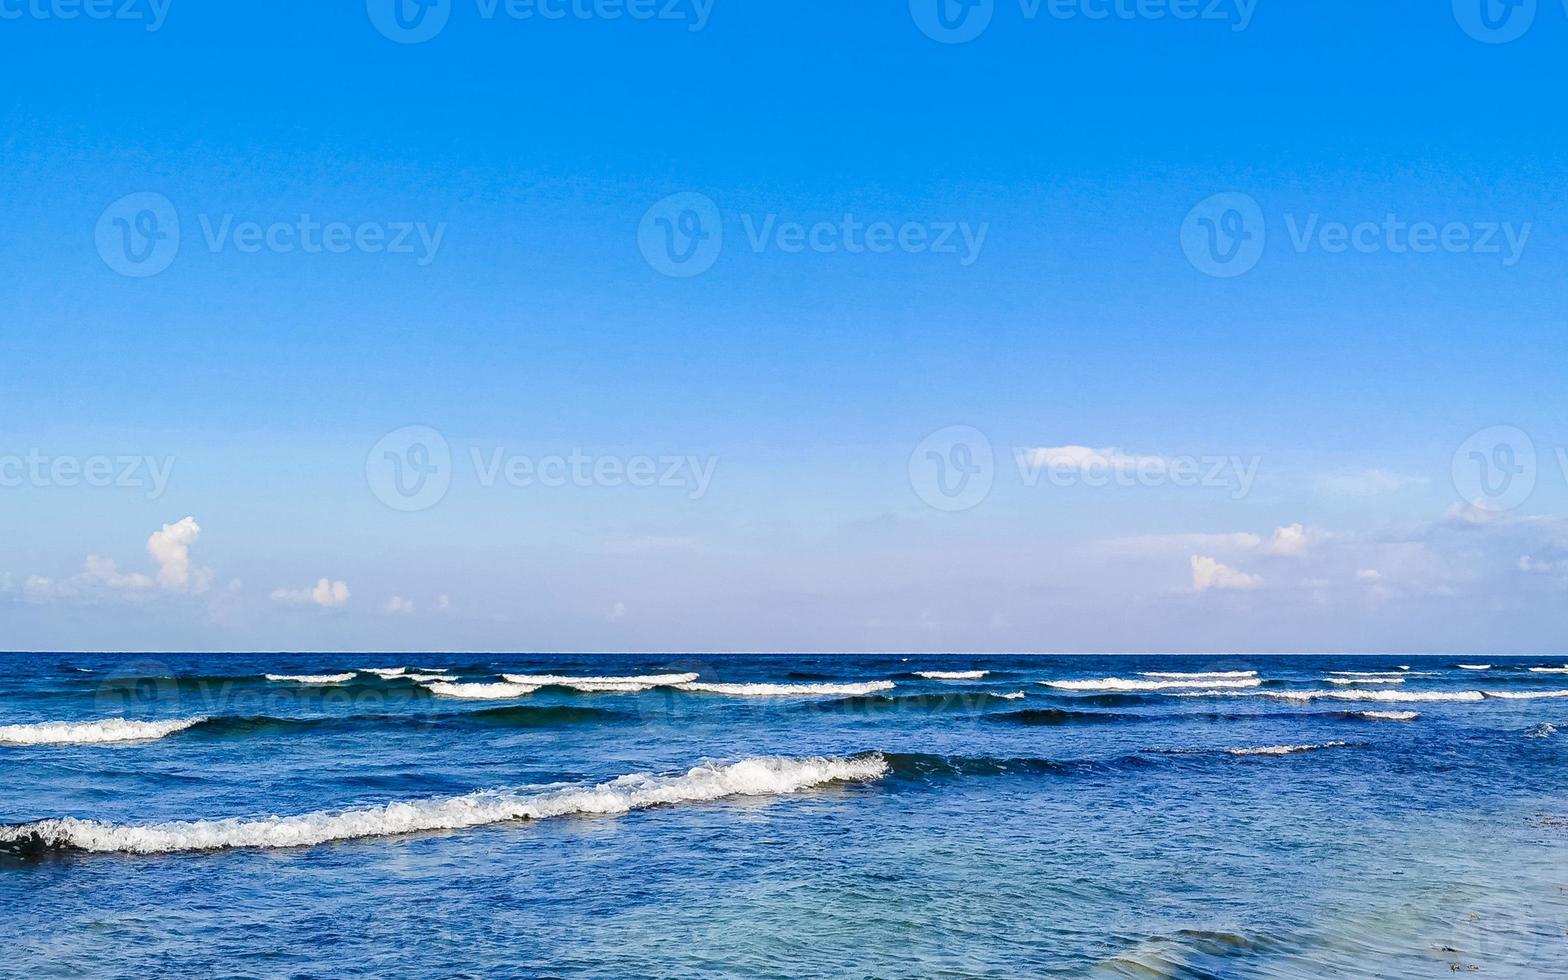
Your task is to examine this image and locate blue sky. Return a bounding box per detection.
[2,0,1567,652]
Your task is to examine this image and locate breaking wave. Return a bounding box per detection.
[1138,671,1257,680]
[500,672,698,693]
[675,681,895,697]
[0,754,887,856]
[1226,741,1357,756]
[264,674,356,685]
[913,670,989,680]
[1043,677,1261,692]
[421,681,539,700]
[0,718,205,746]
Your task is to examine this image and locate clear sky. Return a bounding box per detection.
[2,1,1567,653]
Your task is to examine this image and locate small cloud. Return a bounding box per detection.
[83,556,155,590]
[1443,501,1498,526]
[609,601,627,622]
[1191,555,1262,592]
[1262,523,1309,557]
[1355,568,1383,582]
[385,596,415,614]
[436,594,451,610]
[1317,469,1427,497]
[148,517,206,591]
[1022,445,1169,474]
[271,578,351,608]
[1519,556,1568,575]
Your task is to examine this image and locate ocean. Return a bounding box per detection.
[3,653,1567,977]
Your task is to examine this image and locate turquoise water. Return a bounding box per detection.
[3,654,1567,977]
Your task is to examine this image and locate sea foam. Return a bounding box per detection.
[675,681,896,697]
[0,754,887,854]
[1138,671,1257,679]
[0,718,205,746]
[1042,678,1261,692]
[422,682,539,700]
[1227,741,1355,756]
[914,670,989,680]
[501,672,699,693]
[264,673,356,685]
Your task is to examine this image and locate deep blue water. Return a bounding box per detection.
[3,653,1568,977]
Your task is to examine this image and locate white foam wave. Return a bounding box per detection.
[0,718,204,745]
[1227,742,1353,756]
[1456,664,1492,671]
[1482,689,1568,700]
[995,691,1026,700]
[1042,677,1261,692]
[1354,710,1419,721]
[1327,671,1407,678]
[501,672,698,693]
[1175,688,1484,703]
[1527,666,1568,674]
[264,673,355,685]
[1138,670,1257,679]
[359,668,407,678]
[1326,676,1405,686]
[674,681,896,697]
[405,673,449,683]
[422,682,538,700]
[0,754,887,854]
[1526,723,1557,739]
[914,670,989,680]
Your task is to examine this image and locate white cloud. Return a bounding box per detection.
[147,517,205,591]
[1519,556,1568,575]
[1355,568,1383,582]
[271,578,351,608]
[609,601,627,622]
[83,556,156,590]
[385,596,415,614]
[1263,523,1309,557]
[436,594,451,610]
[1191,555,1262,592]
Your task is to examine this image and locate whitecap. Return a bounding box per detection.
[675,681,895,697]
[1525,723,1557,739]
[1175,688,1484,703]
[1138,670,1257,679]
[0,718,204,746]
[1527,666,1568,674]
[1456,664,1492,671]
[1326,676,1405,686]
[1354,710,1419,721]
[0,754,887,854]
[914,670,989,680]
[1482,689,1568,700]
[264,673,356,685]
[421,681,539,700]
[1327,671,1407,678]
[1227,741,1354,756]
[359,668,407,679]
[1042,677,1261,692]
[501,672,698,693]
[994,691,1026,700]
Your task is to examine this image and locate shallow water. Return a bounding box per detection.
[3,653,1567,977]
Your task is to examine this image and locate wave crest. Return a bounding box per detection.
[0,718,204,746]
